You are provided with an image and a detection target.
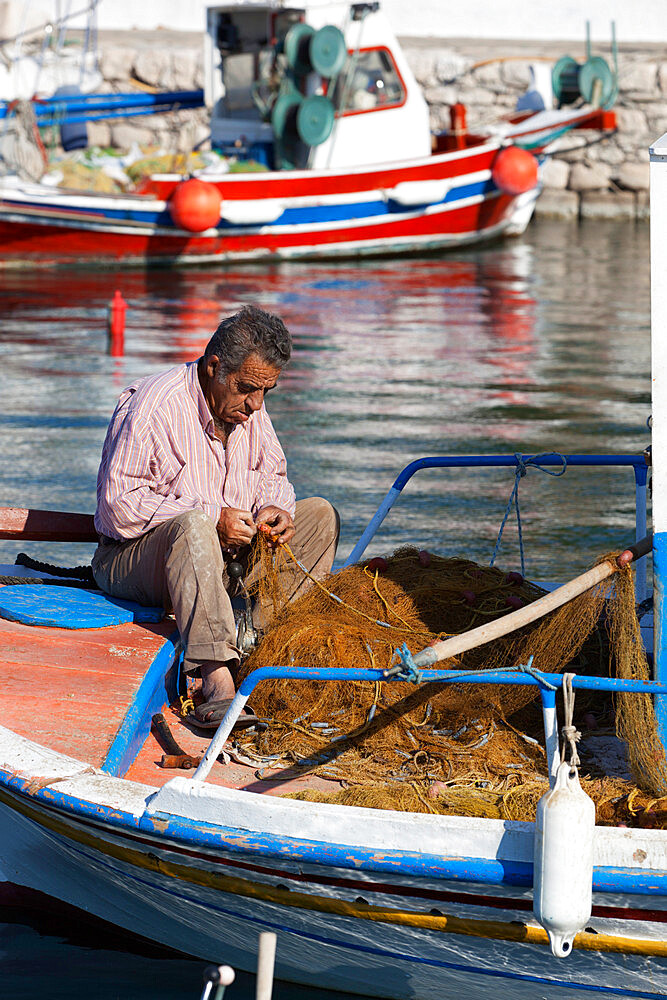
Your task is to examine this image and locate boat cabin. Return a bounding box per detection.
[204,0,431,170]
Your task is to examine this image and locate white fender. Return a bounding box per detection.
[533,761,595,958]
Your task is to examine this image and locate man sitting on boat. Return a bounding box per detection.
[92,305,339,730]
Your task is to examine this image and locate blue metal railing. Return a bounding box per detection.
[0,89,205,127]
[236,664,666,696]
[343,453,649,600]
[193,662,665,784]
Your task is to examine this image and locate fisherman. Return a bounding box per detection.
[92,304,339,730]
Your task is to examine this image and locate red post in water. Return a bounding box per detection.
[108,290,127,357]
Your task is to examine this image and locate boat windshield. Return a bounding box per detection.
[331,48,405,113]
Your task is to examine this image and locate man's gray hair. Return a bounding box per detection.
[204,305,292,379]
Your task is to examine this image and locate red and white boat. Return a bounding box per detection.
[0,1,615,268]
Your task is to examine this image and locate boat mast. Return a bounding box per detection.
[650,131,667,748]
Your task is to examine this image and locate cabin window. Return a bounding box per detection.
[331,48,405,114]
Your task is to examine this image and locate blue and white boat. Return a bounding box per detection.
[0,139,666,1000]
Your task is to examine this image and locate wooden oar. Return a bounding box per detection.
[0,508,96,542]
[407,534,653,669]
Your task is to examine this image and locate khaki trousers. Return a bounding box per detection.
[91,497,339,673]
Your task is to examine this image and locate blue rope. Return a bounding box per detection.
[490,453,568,575]
[393,643,424,684]
[515,655,558,691]
[391,648,554,689]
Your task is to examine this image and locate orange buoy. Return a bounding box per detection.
[168,178,222,233]
[491,146,539,196]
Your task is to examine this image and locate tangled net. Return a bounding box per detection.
[234,539,667,827]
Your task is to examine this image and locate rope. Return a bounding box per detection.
[490,453,568,576]
[280,541,431,635]
[561,671,581,767]
[14,552,95,583]
[516,655,558,691]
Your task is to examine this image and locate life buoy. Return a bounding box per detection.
[491,146,539,196]
[168,179,222,233]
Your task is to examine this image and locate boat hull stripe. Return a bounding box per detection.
[1,776,665,895]
[0,784,665,958]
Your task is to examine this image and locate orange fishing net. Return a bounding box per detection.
[234,539,667,825]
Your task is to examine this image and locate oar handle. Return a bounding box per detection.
[617,531,653,568]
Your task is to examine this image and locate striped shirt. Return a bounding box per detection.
[95,360,295,540]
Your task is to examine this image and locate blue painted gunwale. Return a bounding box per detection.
[0,772,664,896]
[100,631,181,778]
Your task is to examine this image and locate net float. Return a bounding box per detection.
[366,556,388,572]
[168,178,222,232]
[505,571,524,586]
[505,594,524,610]
[491,145,539,196]
[461,589,477,605]
[418,550,431,567]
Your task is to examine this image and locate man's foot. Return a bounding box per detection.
[200,659,237,702]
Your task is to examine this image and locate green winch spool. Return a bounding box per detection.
[578,55,615,106]
[296,95,335,146]
[551,22,618,110]
[309,25,347,77]
[552,56,580,106]
[272,21,345,168]
[272,84,302,137]
[283,22,346,79]
[283,22,315,76]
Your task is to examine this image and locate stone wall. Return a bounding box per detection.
[87,31,661,220]
[76,30,209,155]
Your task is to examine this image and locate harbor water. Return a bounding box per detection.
[0,217,652,997]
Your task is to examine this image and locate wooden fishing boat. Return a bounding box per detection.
[0,437,665,1000]
[0,0,616,267]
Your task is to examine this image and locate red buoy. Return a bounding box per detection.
[491,146,539,196]
[108,289,126,357]
[168,178,222,233]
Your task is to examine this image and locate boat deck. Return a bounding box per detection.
[0,614,173,765]
[125,710,337,796]
[0,611,336,797]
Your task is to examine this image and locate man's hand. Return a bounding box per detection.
[255,505,295,546]
[216,508,257,548]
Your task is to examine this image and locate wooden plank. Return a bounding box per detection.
[0,508,96,542]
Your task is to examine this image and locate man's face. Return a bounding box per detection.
[201,351,281,426]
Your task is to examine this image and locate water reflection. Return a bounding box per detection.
[0,219,650,580]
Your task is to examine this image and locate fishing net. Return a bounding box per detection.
[233,538,667,826]
[0,100,47,181]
